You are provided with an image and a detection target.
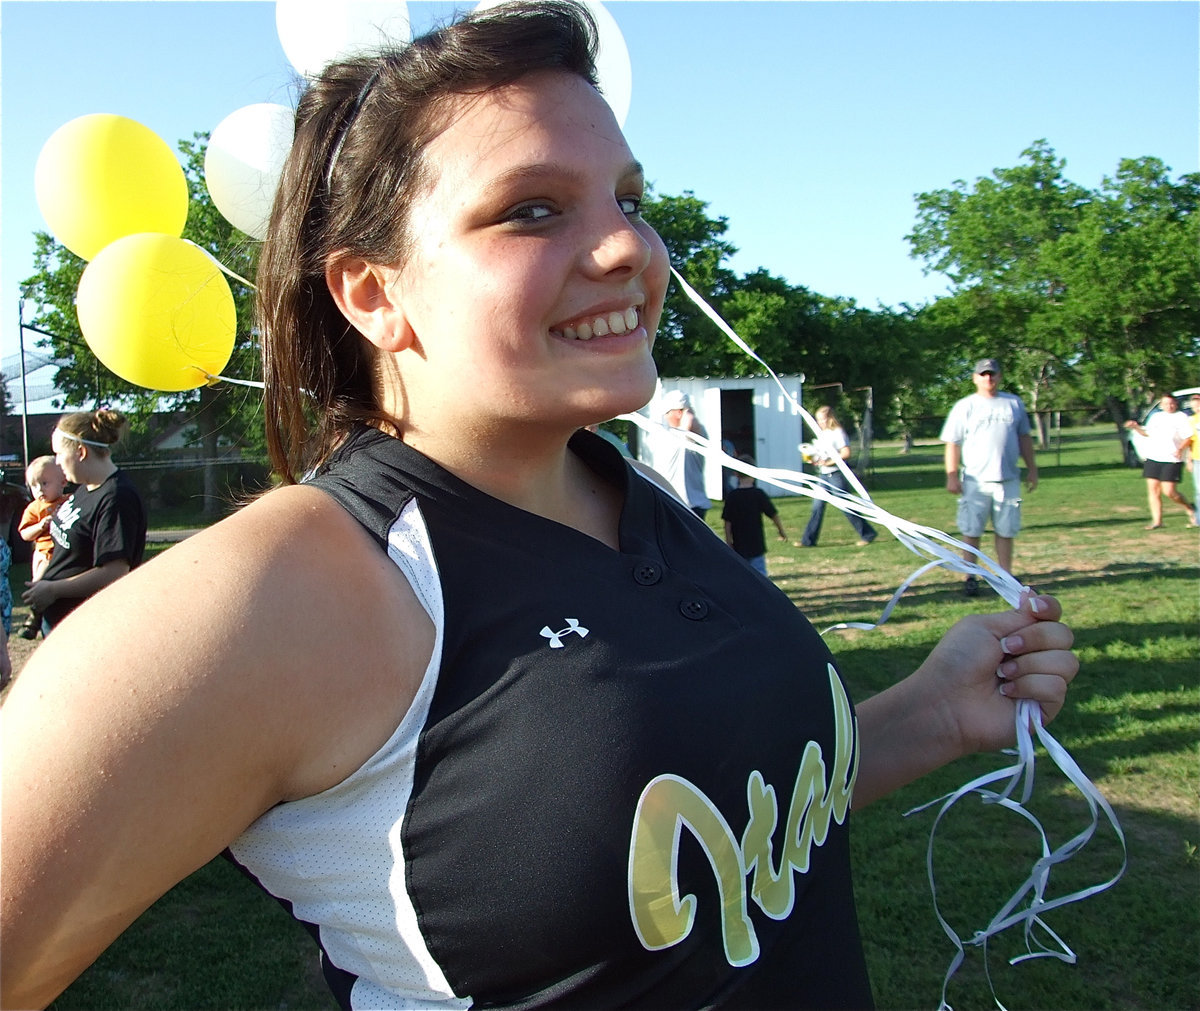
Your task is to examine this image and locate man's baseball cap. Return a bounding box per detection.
[974,358,1001,375]
[662,390,691,411]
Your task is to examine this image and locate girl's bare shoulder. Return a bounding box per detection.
[14,482,433,801]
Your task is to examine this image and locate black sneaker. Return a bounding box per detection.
[963,576,980,598]
[17,613,41,640]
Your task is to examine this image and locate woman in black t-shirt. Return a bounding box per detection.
[22,409,146,631]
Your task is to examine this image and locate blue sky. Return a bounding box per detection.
[3,1,1197,405]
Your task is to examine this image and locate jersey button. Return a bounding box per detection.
[633,562,662,585]
[679,599,709,621]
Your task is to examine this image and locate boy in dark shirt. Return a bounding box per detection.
[722,455,788,576]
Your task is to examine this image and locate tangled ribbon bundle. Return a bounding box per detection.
[621,267,1128,1011]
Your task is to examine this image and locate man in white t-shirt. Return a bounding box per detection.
[940,358,1038,596]
[1123,393,1197,529]
[656,390,711,520]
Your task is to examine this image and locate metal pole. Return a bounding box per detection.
[854,386,874,480]
[18,299,30,471]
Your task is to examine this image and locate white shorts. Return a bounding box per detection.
[957,475,1022,539]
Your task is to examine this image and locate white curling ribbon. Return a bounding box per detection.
[650,265,1126,1011]
[668,266,871,504]
[201,372,266,390]
[620,409,1016,609]
[194,243,257,290]
[904,703,1127,1011]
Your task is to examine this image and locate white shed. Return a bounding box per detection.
[633,375,807,499]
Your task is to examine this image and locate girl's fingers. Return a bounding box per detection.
[999,620,1074,657]
[997,671,1073,712]
[1019,590,1062,621]
[997,649,1079,686]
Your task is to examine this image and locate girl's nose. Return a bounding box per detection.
[582,204,653,279]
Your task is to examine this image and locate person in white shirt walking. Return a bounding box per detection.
[1124,393,1197,529]
[940,358,1038,596]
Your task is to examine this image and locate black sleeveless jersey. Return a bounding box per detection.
[229,425,873,1010]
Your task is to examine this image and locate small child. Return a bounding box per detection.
[722,455,787,577]
[17,456,68,639]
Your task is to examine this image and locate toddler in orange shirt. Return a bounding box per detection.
[17,456,68,639]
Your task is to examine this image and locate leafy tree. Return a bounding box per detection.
[1041,158,1200,410]
[642,190,739,377]
[643,189,934,440]
[909,140,1090,292]
[175,134,266,508]
[718,269,826,378]
[908,141,1200,450]
[19,134,264,514]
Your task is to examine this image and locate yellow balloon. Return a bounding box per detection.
[76,234,236,392]
[35,114,189,261]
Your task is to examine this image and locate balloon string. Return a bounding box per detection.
[199,370,264,389]
[187,246,259,389]
[189,240,257,289]
[619,412,1011,594]
[644,265,1126,1009]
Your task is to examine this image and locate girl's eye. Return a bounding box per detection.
[506,202,556,223]
[618,196,643,217]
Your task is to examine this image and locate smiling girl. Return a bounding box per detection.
[1,5,1078,1009]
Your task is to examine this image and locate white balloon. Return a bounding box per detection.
[473,0,632,127]
[276,1,411,79]
[205,103,295,239]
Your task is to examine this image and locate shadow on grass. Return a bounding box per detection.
[1021,562,1199,596]
[772,559,1198,627]
[1026,514,1199,533]
[864,458,1132,494]
[1023,515,1167,532]
[50,857,339,1011]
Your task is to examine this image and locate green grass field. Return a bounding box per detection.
[12,425,1197,1010]
[792,430,1198,1010]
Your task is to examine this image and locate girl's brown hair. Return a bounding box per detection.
[56,409,128,456]
[257,0,599,482]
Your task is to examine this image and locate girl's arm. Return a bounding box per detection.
[1,486,431,1010]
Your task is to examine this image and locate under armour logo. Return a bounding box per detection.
[540,618,590,648]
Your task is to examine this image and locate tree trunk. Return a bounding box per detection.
[1106,394,1131,465]
[197,385,223,518]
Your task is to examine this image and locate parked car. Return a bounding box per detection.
[1124,387,1200,466]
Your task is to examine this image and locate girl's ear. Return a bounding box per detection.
[326,257,415,353]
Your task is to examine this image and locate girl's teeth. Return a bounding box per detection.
[560,308,639,340]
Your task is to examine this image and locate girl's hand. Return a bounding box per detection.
[918,592,1078,757]
[851,592,1078,809]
